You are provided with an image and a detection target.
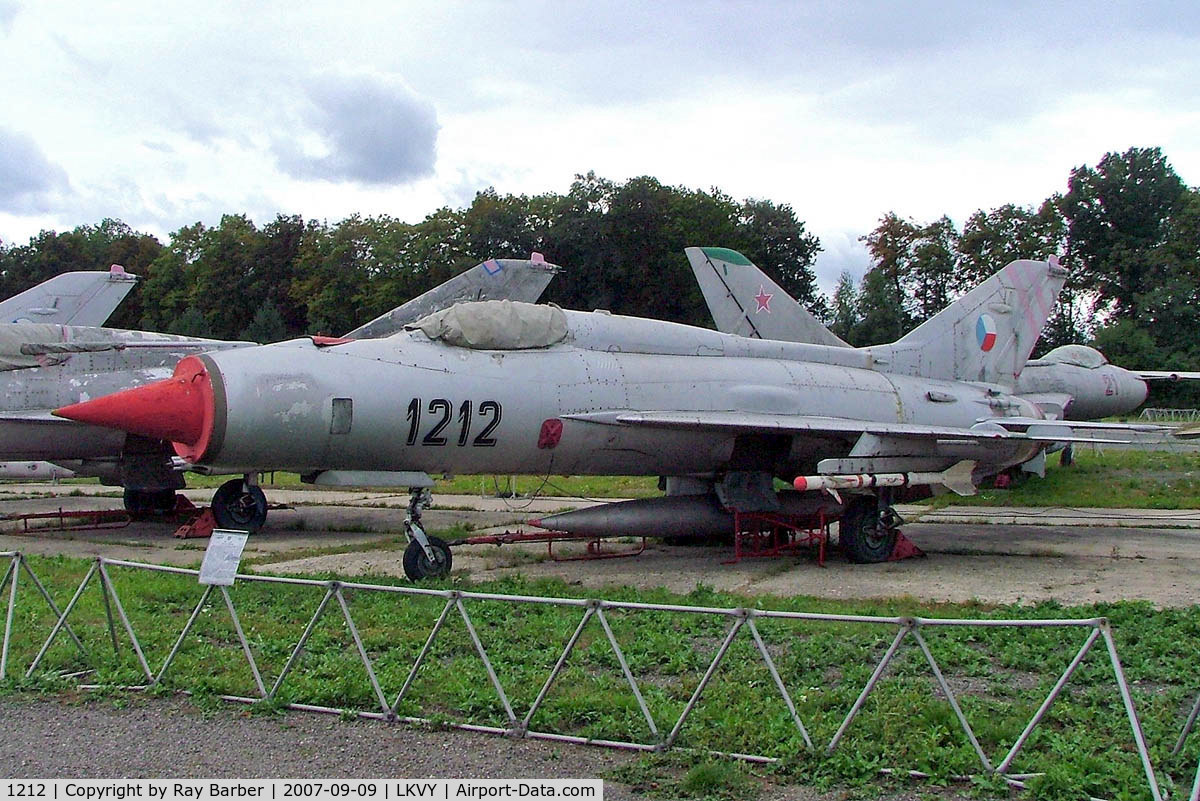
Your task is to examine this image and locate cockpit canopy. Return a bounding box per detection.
[1031,344,1109,369]
[407,300,568,350]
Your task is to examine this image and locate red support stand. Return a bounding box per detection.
[726,509,830,566]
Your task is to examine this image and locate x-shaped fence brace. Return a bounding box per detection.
[0,552,1186,799]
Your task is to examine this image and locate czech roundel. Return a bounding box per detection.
[976,314,997,352]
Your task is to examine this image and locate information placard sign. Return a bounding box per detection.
[199,529,249,586]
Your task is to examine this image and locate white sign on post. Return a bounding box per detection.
[199,529,249,586]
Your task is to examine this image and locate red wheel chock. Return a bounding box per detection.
[174,508,217,539]
[888,530,925,561]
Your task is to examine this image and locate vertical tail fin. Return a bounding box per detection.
[0,266,139,326]
[866,258,1067,387]
[684,246,850,347]
[344,254,561,339]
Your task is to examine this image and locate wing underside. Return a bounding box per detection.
[565,410,1151,445]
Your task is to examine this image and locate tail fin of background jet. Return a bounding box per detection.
[866,258,1067,388]
[685,246,850,347]
[344,253,562,339]
[0,265,139,326]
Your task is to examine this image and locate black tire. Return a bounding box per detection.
[211,479,268,533]
[403,536,452,580]
[123,488,178,516]
[1059,444,1075,467]
[838,498,897,563]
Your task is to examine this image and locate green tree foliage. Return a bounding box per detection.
[0,219,162,329]
[855,212,918,344]
[239,300,290,343]
[828,271,859,342]
[1059,146,1188,318]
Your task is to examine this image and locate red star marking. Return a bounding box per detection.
[753,285,773,313]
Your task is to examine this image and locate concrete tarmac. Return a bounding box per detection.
[1,482,1198,606]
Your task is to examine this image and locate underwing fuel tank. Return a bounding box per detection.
[530,494,845,539]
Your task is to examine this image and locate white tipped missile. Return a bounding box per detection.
[0,461,77,480]
[793,460,977,497]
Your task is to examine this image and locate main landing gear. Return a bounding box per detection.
[211,476,268,533]
[838,493,902,563]
[402,487,452,581]
[122,488,178,516]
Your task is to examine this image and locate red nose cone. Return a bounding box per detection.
[53,355,216,462]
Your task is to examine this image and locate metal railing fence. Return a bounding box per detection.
[2,551,1198,800]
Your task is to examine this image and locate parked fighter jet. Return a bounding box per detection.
[57,254,1146,579]
[0,265,142,482]
[4,255,560,527]
[0,264,138,326]
[685,247,1181,421]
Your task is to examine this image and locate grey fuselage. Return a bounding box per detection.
[191,310,1042,478]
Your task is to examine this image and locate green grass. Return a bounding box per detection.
[2,554,1198,799]
[924,447,1200,509]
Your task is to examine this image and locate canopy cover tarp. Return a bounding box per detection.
[408,300,568,349]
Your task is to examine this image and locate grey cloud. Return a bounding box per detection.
[141,140,175,154]
[0,1,17,34]
[52,32,111,76]
[0,128,68,213]
[423,0,1200,126]
[274,74,438,185]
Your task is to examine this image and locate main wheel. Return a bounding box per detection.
[1059,444,1075,467]
[211,479,268,532]
[403,536,452,580]
[123,488,178,516]
[838,498,897,563]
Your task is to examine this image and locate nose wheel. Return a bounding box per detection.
[401,487,453,580]
[211,477,268,533]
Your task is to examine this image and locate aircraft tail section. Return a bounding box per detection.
[344,253,562,339]
[866,258,1067,387]
[685,246,850,347]
[0,265,138,326]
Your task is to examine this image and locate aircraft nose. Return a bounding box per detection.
[53,355,217,461]
[1127,371,1150,408]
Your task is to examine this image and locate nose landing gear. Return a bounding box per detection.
[402,487,453,580]
[210,476,268,533]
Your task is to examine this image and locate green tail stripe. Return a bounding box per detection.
[700,247,754,266]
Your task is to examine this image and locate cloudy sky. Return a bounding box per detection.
[2,0,1198,288]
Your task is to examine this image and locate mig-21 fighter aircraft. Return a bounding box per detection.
[56,251,1149,579]
[2,255,560,527]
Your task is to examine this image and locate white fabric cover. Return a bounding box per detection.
[408,301,568,349]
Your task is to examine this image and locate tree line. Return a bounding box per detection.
[1,148,1197,404]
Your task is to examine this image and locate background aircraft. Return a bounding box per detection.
[0,264,138,326]
[686,246,1172,422]
[1,255,560,528]
[58,254,1145,578]
[0,265,141,481]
